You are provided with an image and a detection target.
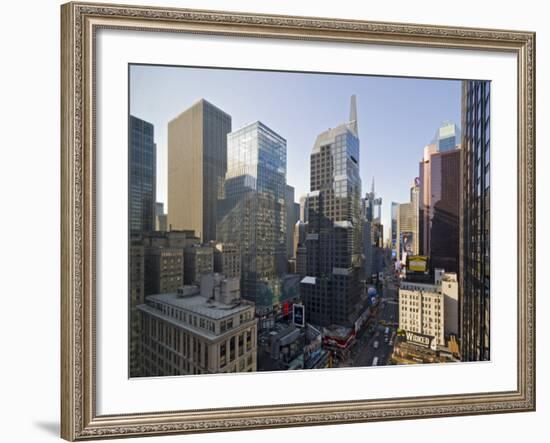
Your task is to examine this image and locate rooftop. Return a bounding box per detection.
[144,292,252,320]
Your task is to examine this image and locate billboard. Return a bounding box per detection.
[404,330,433,348]
[293,304,305,327]
[407,255,429,273]
[400,231,414,255]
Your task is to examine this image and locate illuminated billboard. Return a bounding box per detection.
[407,255,428,273]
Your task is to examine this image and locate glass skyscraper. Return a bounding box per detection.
[217,121,287,309]
[129,115,156,234]
[301,96,363,327]
[460,80,491,362]
[432,122,461,152]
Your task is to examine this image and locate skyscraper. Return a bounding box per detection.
[285,185,300,259]
[418,123,461,273]
[460,80,491,361]
[130,115,156,234]
[396,179,420,262]
[217,121,287,309]
[432,122,461,152]
[301,96,362,327]
[167,99,232,242]
[391,202,399,254]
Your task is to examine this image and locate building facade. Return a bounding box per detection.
[217,121,287,308]
[285,185,300,260]
[144,247,184,296]
[213,242,241,279]
[396,180,420,262]
[399,281,445,348]
[460,80,491,362]
[418,123,461,273]
[167,99,232,241]
[137,277,257,376]
[184,244,214,285]
[300,96,363,327]
[129,242,145,376]
[130,115,156,234]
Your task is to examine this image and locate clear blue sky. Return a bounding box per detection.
[130,64,461,235]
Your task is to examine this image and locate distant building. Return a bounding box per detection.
[418,122,461,273]
[460,80,491,362]
[435,269,459,337]
[396,180,419,263]
[285,185,300,259]
[299,195,309,223]
[213,242,241,279]
[129,115,156,234]
[301,96,363,327]
[167,99,232,241]
[432,122,461,152]
[144,247,184,296]
[184,244,214,285]
[155,202,167,232]
[137,275,257,376]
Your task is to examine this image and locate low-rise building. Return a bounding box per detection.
[399,281,445,348]
[137,274,257,376]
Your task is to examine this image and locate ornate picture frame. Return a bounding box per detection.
[61,2,536,440]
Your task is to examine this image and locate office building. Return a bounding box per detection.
[129,115,156,234]
[299,195,309,223]
[167,99,231,241]
[391,202,399,255]
[217,121,287,308]
[144,247,184,296]
[460,80,491,361]
[396,179,420,262]
[137,275,257,376]
[285,185,300,259]
[155,202,167,232]
[300,96,363,327]
[418,123,461,273]
[432,122,461,152]
[213,242,241,279]
[184,244,214,285]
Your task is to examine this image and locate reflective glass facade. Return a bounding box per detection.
[460,80,491,361]
[129,115,156,234]
[217,122,287,307]
[301,96,362,327]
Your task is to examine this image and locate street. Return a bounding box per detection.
[347,266,399,367]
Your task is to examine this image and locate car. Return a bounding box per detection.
[373,341,379,349]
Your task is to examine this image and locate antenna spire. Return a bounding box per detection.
[349,94,358,134]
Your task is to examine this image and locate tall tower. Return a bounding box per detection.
[217,121,287,308]
[167,99,232,242]
[301,96,362,327]
[460,80,491,362]
[129,115,156,234]
[418,122,461,273]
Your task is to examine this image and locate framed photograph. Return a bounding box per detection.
[61,1,536,440]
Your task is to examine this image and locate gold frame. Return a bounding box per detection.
[61,2,536,440]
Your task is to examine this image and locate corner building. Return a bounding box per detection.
[301,96,363,327]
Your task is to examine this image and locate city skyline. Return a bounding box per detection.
[129,64,462,232]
